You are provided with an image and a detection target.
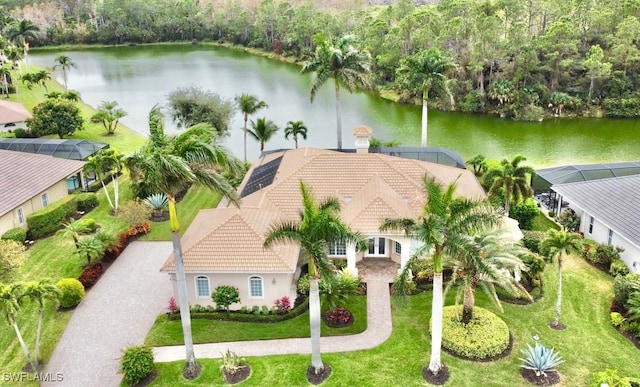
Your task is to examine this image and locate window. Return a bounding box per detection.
[249,276,263,298]
[366,237,387,256]
[394,241,402,255]
[41,192,49,207]
[329,240,346,256]
[589,216,594,234]
[607,229,614,246]
[16,208,24,225]
[195,276,210,298]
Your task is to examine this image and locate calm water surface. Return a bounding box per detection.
[31,45,640,167]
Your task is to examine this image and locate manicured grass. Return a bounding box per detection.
[149,254,640,386]
[146,296,366,346]
[532,212,560,232]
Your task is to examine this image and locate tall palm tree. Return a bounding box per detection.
[284,120,308,148]
[235,93,268,162]
[22,279,60,368]
[446,230,531,324]
[264,181,365,376]
[541,229,582,328]
[486,155,535,215]
[302,35,372,150]
[90,100,127,135]
[247,117,279,152]
[6,19,39,72]
[125,106,241,376]
[396,48,456,147]
[380,176,499,377]
[0,283,36,371]
[53,54,76,90]
[83,149,123,211]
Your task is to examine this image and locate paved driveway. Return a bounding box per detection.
[44,242,173,387]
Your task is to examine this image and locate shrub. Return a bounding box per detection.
[592,369,636,387]
[0,239,27,282]
[613,274,640,308]
[519,253,546,283]
[610,259,630,277]
[274,296,291,314]
[55,278,85,308]
[1,227,27,243]
[297,273,310,295]
[510,201,539,231]
[522,231,548,255]
[261,305,270,315]
[144,193,168,217]
[519,339,564,377]
[77,218,97,233]
[211,285,240,312]
[251,305,260,315]
[75,192,99,212]
[610,312,626,328]
[219,349,247,377]
[13,128,29,138]
[167,296,178,314]
[323,307,353,326]
[120,345,154,386]
[558,208,580,231]
[27,196,77,239]
[587,244,624,270]
[439,306,510,359]
[117,199,151,227]
[320,268,362,309]
[78,263,103,288]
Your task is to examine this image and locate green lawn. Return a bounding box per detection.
[146,296,367,346]
[532,212,560,232]
[148,254,640,386]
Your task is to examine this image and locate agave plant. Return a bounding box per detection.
[144,193,168,218]
[519,340,564,377]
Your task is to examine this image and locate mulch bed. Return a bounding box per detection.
[150,212,170,222]
[134,370,158,386]
[183,363,202,380]
[442,333,514,362]
[307,363,331,385]
[422,364,450,385]
[520,368,561,386]
[223,366,251,384]
[548,321,566,330]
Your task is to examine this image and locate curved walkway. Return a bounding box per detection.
[153,260,396,362]
[44,242,173,387]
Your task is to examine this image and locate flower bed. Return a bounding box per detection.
[78,263,104,288]
[323,307,354,328]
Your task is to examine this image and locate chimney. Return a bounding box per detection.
[353,125,373,154]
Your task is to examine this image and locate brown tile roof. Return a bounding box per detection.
[0,149,85,217]
[163,147,486,273]
[352,125,373,136]
[0,100,32,125]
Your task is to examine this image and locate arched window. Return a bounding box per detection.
[248,276,264,299]
[195,276,210,298]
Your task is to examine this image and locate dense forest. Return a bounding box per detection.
[2,0,640,119]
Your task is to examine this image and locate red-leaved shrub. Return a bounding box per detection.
[274,296,291,314]
[323,307,353,327]
[78,263,103,288]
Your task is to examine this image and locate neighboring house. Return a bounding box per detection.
[552,175,640,274]
[0,149,85,236]
[0,100,32,132]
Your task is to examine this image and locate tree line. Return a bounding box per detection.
[3,0,640,119]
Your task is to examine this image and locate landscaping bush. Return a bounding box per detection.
[439,305,510,360]
[586,244,624,270]
[212,285,240,312]
[55,278,86,308]
[120,345,154,386]
[521,231,546,255]
[297,273,310,295]
[75,192,99,212]
[558,208,580,231]
[1,227,27,244]
[613,274,640,309]
[510,201,539,231]
[27,196,77,239]
[77,218,98,233]
[610,259,630,277]
[323,307,353,327]
[118,199,151,227]
[78,263,103,288]
[274,296,292,314]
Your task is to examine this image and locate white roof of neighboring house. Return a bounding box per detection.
[0,100,32,125]
[552,175,640,248]
[162,147,487,273]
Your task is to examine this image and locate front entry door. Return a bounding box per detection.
[366,237,387,257]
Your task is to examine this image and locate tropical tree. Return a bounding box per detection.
[0,65,10,97]
[284,120,308,148]
[446,230,531,323]
[90,101,127,135]
[235,93,268,162]
[53,54,75,90]
[396,48,456,147]
[488,78,515,107]
[486,155,535,215]
[166,86,235,134]
[22,279,60,368]
[33,70,50,91]
[6,19,39,71]
[5,45,24,75]
[465,154,488,176]
[83,149,123,211]
[0,283,36,371]
[27,97,84,138]
[57,219,90,249]
[247,117,279,152]
[541,229,583,328]
[75,236,105,265]
[380,176,499,377]
[264,181,365,376]
[125,105,241,376]
[302,35,372,150]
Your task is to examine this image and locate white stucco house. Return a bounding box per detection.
[0,100,31,132]
[161,127,516,310]
[552,175,640,274]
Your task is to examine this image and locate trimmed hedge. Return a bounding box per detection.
[439,305,510,360]
[27,196,77,239]
[75,192,99,212]
[1,227,27,243]
[56,278,85,308]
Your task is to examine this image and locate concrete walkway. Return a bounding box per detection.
[153,260,395,362]
[44,242,173,387]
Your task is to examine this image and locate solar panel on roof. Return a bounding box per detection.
[240,155,283,198]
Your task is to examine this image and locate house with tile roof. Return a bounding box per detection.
[0,149,85,236]
[0,100,32,132]
[161,129,502,309]
[552,175,640,274]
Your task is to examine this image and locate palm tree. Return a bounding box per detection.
[235,93,268,162]
[125,105,241,376]
[22,279,60,368]
[264,181,365,376]
[57,219,89,249]
[380,176,499,377]
[465,154,488,176]
[284,120,308,148]
[6,45,24,75]
[83,149,123,211]
[0,283,36,371]
[53,54,76,90]
[488,78,515,107]
[486,155,535,215]
[541,229,582,328]
[33,70,50,92]
[446,230,531,324]
[76,236,105,265]
[0,65,10,97]
[90,101,127,135]
[247,117,279,152]
[396,48,456,147]
[302,35,371,150]
[6,19,39,72]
